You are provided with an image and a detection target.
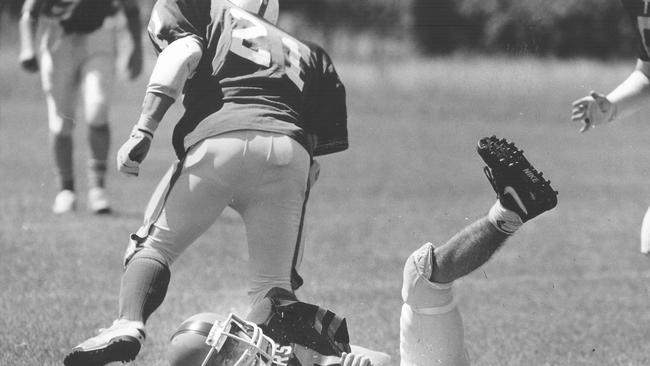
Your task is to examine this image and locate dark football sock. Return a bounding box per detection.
[51,133,74,191]
[118,249,171,323]
[88,124,110,188]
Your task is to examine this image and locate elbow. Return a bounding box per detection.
[147,37,203,100]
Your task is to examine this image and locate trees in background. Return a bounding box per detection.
[1,0,639,58]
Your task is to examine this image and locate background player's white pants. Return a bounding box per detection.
[400,243,470,366]
[40,17,118,133]
[139,131,310,306]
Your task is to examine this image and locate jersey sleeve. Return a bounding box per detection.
[147,0,209,54]
[620,0,650,61]
[303,43,348,156]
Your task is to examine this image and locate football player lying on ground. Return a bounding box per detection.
[570,0,650,255]
[63,0,348,365]
[400,136,557,366]
[166,287,392,366]
[156,136,557,366]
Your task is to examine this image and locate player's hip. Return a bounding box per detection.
[184,130,310,188]
[40,16,119,57]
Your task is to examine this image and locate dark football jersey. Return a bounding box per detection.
[259,288,352,366]
[621,0,650,60]
[22,0,118,31]
[147,0,348,158]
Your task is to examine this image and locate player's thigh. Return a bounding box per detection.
[235,133,310,277]
[146,140,243,260]
[40,28,80,133]
[81,53,116,126]
[400,305,469,366]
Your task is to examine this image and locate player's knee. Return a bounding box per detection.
[48,117,74,135]
[129,247,171,269]
[85,105,110,127]
[402,243,455,312]
[141,240,178,268]
[247,278,292,308]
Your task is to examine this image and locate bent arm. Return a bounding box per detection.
[136,36,203,129]
[607,59,650,121]
[18,1,40,61]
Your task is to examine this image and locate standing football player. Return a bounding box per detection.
[570,0,650,255]
[18,0,143,214]
[63,0,347,365]
[400,136,557,366]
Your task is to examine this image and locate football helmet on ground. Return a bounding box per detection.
[168,312,276,366]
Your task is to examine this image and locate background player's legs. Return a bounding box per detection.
[230,132,310,307]
[40,31,80,213]
[81,28,117,213]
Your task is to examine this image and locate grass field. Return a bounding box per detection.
[2,37,650,365]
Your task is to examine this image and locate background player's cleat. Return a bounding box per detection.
[63,319,145,366]
[87,187,111,214]
[52,189,76,214]
[477,136,557,222]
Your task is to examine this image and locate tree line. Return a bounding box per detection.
[2,0,639,58]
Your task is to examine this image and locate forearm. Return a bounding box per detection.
[607,59,650,121]
[19,12,38,55]
[136,92,175,133]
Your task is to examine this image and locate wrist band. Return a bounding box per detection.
[136,114,159,137]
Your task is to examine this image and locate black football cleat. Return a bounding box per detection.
[477,136,558,222]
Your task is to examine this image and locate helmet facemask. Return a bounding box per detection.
[202,313,276,366]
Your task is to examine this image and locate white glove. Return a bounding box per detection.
[571,91,617,133]
[341,352,373,366]
[117,126,153,177]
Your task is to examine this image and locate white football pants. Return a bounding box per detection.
[39,16,119,134]
[136,131,311,306]
[400,243,470,366]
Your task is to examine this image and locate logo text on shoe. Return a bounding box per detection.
[523,168,540,183]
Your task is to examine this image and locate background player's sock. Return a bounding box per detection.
[488,200,523,235]
[51,133,74,191]
[118,249,171,323]
[88,124,110,188]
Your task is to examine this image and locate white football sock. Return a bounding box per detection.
[488,200,523,235]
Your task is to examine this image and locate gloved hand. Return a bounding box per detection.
[570,91,617,133]
[117,125,154,177]
[19,50,39,73]
[341,352,373,366]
